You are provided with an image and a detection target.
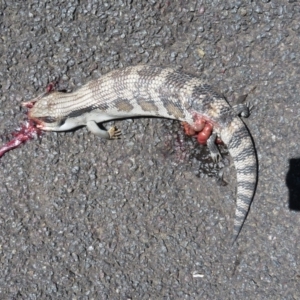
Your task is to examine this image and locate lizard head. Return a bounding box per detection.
[22,92,65,131]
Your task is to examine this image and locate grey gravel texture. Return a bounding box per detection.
[1,0,300,299]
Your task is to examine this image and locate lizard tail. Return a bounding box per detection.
[220,120,257,243]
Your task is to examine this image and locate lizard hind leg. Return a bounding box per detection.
[206,133,222,163]
[196,122,222,162]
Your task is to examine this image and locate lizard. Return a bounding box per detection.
[22,65,257,243]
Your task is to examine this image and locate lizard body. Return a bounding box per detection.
[23,65,257,242]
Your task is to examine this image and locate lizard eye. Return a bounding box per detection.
[39,116,57,123]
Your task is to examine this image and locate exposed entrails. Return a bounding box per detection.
[0,120,42,158]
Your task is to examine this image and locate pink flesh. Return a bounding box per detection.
[190,113,206,132]
[0,120,42,158]
[46,81,57,93]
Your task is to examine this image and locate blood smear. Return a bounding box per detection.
[0,120,42,158]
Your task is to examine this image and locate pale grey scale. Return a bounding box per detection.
[188,86,234,127]
[235,173,256,191]
[236,193,255,205]
[190,86,216,109]
[134,68,192,107]
[236,205,251,215]
[51,87,97,109]
[236,196,252,207]
[227,127,251,148]
[237,191,255,201]
[233,226,244,239]
[236,199,250,209]
[116,69,192,118]
[236,175,256,187]
[236,164,257,175]
[112,72,134,96]
[234,216,249,229]
[236,190,255,202]
[235,152,256,165]
[94,76,153,107]
[234,220,247,231]
[57,92,98,116]
[228,137,252,153]
[236,202,254,215]
[236,184,255,196]
[136,64,165,79]
[216,108,236,126]
[233,147,256,162]
[234,216,248,226]
[87,68,194,122]
[237,181,256,190]
[235,209,249,220]
[163,69,194,91]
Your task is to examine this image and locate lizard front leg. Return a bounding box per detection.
[86,120,121,139]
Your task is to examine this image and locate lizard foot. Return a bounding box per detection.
[207,133,222,163]
[108,126,122,139]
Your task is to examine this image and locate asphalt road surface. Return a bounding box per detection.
[1,1,300,299]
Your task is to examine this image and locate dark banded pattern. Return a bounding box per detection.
[67,105,96,118]
[220,120,257,242]
[26,65,257,243]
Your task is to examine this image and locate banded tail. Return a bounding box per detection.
[220,118,257,243]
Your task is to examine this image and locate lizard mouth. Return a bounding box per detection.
[27,115,45,129]
[22,100,36,109]
[21,100,46,129]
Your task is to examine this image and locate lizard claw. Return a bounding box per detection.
[108,126,122,139]
[211,152,222,163]
[207,133,222,163]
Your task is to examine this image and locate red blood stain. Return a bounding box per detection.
[0,82,58,158]
[0,120,42,158]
